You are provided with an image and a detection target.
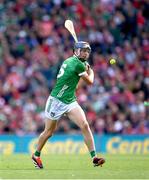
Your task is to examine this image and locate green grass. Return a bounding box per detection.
[0,154,148,179]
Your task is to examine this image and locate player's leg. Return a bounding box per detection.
[32,119,57,169]
[67,105,105,167]
[32,96,66,169]
[36,119,57,152]
[68,105,95,152]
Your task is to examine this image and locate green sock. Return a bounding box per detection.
[34,151,40,157]
[90,150,96,158]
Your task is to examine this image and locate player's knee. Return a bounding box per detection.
[47,131,53,138]
[81,121,89,131]
[47,132,53,138]
[43,130,53,138]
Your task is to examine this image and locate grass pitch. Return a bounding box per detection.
[0,154,148,179]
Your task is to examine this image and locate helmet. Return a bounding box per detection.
[74,41,91,51]
[73,41,91,61]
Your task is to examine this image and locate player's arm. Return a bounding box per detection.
[81,66,94,85]
[76,61,94,86]
[76,78,85,89]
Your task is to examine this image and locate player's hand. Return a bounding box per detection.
[86,63,92,75]
[85,62,90,72]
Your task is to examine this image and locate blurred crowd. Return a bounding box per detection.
[0,0,149,135]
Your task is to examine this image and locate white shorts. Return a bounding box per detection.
[45,96,79,120]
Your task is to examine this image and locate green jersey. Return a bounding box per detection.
[51,56,86,104]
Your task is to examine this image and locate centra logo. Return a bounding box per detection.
[30,139,88,154]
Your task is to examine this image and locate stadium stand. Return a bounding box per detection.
[0,0,148,135]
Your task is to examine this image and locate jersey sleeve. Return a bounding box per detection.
[75,62,86,76]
